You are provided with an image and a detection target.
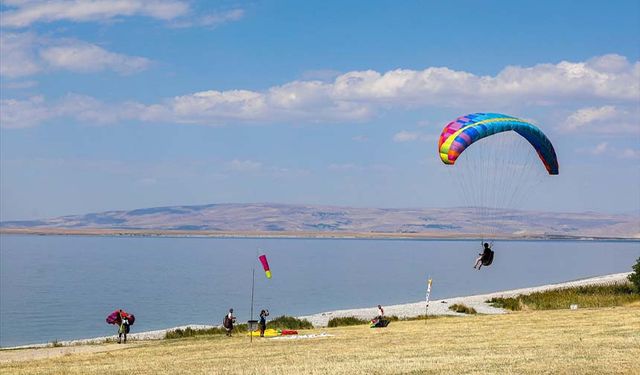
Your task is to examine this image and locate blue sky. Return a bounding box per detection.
[1,0,639,220]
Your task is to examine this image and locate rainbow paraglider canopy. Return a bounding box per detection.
[438,113,559,175]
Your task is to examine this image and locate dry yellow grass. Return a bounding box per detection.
[2,305,639,374]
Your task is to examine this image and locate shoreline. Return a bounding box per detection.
[1,228,638,241]
[1,272,631,351]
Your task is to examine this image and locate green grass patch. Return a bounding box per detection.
[267,316,313,330]
[448,304,477,314]
[487,283,639,311]
[327,316,369,327]
[165,324,247,339]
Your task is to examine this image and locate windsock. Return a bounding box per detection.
[259,254,272,279]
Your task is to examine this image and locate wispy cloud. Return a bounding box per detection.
[560,105,640,134]
[577,142,640,159]
[40,41,150,74]
[0,32,150,78]
[2,54,639,128]
[1,1,246,30]
[392,131,432,143]
[0,80,39,89]
[621,148,640,159]
[0,0,190,28]
[170,9,245,28]
[591,142,609,155]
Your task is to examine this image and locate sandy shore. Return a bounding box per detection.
[0,272,631,356]
[299,272,631,326]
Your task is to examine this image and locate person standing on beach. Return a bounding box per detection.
[224,308,236,337]
[118,315,129,344]
[259,309,269,337]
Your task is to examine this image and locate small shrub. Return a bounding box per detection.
[487,297,522,311]
[165,324,247,339]
[448,304,477,314]
[51,339,62,347]
[628,257,640,293]
[327,316,368,327]
[486,283,639,311]
[268,316,313,330]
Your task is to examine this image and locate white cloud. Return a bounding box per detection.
[170,9,245,28]
[0,94,139,128]
[0,96,52,129]
[393,130,432,142]
[0,0,189,28]
[591,142,609,155]
[0,32,41,77]
[0,32,150,77]
[393,131,420,142]
[40,41,150,74]
[2,54,639,128]
[560,105,640,134]
[621,148,640,159]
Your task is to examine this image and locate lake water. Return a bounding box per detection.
[0,235,638,347]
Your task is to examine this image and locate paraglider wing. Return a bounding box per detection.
[438,113,559,175]
[128,314,135,326]
[106,310,120,325]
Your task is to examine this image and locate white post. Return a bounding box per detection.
[425,277,432,322]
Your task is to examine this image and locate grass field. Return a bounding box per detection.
[2,303,639,374]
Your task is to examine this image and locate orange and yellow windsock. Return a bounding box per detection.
[259,254,271,279]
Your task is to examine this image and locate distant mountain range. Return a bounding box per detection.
[1,203,639,240]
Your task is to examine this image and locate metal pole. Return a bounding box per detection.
[250,267,255,343]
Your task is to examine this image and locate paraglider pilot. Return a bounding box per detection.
[118,310,130,344]
[474,243,492,270]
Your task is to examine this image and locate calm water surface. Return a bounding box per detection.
[1,235,638,347]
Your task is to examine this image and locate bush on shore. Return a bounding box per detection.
[165,324,247,339]
[448,304,477,314]
[628,257,640,293]
[487,283,639,311]
[327,316,369,327]
[268,316,313,330]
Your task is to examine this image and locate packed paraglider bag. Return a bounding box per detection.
[370,318,390,328]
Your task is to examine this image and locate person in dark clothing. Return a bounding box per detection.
[224,308,236,337]
[259,309,269,337]
[474,243,493,270]
[118,315,129,344]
